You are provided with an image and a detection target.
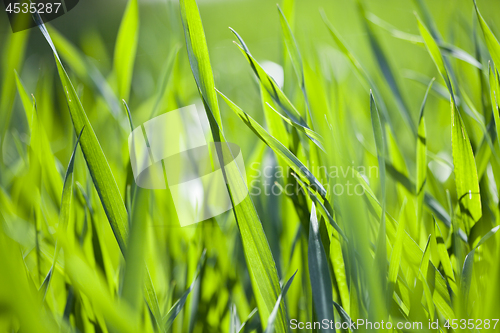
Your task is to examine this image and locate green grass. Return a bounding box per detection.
[1,0,500,332]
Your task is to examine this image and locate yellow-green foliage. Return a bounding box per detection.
[1,0,500,332]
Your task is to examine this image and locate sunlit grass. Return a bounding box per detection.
[1,0,500,332]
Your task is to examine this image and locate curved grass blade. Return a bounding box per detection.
[277,5,315,127]
[367,13,482,69]
[333,301,355,329]
[238,308,261,333]
[263,270,297,333]
[229,28,300,119]
[230,29,323,151]
[164,250,206,330]
[180,1,286,331]
[489,63,500,147]
[35,13,163,328]
[265,102,325,151]
[36,16,129,252]
[40,127,84,300]
[417,15,482,233]
[416,16,454,98]
[461,225,500,304]
[474,0,500,68]
[217,89,327,198]
[114,0,139,101]
[308,204,335,331]
[291,173,347,241]
[358,3,416,136]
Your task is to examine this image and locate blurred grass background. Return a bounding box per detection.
[2,0,500,332]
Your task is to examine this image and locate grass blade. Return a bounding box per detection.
[164,250,206,330]
[474,0,500,68]
[417,78,434,224]
[114,0,139,101]
[308,203,335,331]
[358,3,416,136]
[40,127,84,300]
[263,270,297,333]
[217,89,326,198]
[417,15,482,233]
[36,13,163,328]
[180,2,286,331]
[37,17,129,252]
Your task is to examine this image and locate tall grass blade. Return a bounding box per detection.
[114,0,139,101]
[417,16,482,233]
[179,1,286,331]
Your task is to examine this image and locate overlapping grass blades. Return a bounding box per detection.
[179,0,286,331]
[417,15,482,233]
[34,11,163,329]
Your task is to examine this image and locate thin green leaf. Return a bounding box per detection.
[489,63,500,148]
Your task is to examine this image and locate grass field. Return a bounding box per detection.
[1,0,500,332]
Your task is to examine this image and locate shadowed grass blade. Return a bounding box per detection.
[308,203,335,332]
[263,270,297,333]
